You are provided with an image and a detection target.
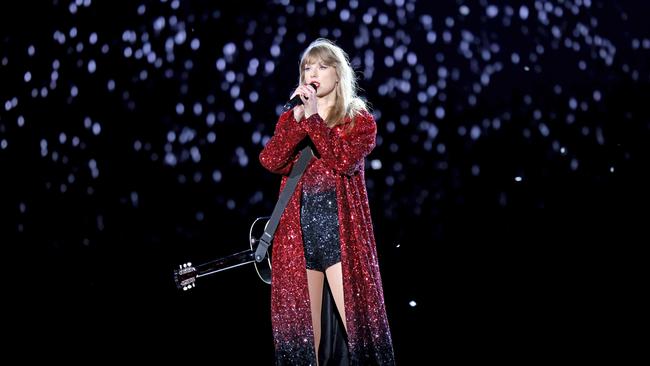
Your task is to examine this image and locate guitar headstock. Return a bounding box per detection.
[173,262,197,291]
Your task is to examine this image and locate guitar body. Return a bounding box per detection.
[251,216,272,284]
[173,216,272,291]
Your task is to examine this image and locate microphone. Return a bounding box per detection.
[282,83,319,112]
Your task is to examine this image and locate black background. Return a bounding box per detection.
[2,1,648,363]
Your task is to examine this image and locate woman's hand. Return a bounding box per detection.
[290,84,318,120]
[292,103,305,122]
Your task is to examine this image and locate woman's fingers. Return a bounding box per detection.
[302,85,315,99]
[291,84,316,101]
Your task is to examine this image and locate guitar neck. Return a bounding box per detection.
[195,249,256,278]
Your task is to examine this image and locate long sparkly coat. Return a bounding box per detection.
[259,110,395,365]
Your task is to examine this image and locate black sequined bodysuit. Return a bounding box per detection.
[301,189,341,272]
[299,154,342,272]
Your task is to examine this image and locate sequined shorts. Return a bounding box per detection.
[300,190,342,272]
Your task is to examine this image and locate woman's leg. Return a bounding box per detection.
[307,269,325,364]
[325,263,347,333]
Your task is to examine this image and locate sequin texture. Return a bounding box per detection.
[301,190,341,272]
[259,110,395,365]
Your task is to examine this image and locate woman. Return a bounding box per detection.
[259,38,395,365]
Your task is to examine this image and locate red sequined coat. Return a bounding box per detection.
[259,110,395,365]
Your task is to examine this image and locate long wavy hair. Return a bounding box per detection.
[298,38,367,127]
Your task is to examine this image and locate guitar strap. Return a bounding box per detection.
[254,145,315,262]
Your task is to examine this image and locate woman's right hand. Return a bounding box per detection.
[290,83,317,121]
[290,88,305,121]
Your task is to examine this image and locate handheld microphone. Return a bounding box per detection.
[282,83,319,112]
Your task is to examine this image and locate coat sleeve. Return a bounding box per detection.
[301,110,376,176]
[259,111,307,175]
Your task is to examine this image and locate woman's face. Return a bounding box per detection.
[303,57,338,98]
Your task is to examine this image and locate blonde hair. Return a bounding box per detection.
[298,38,367,127]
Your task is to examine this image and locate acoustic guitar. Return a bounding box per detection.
[173,216,271,291]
